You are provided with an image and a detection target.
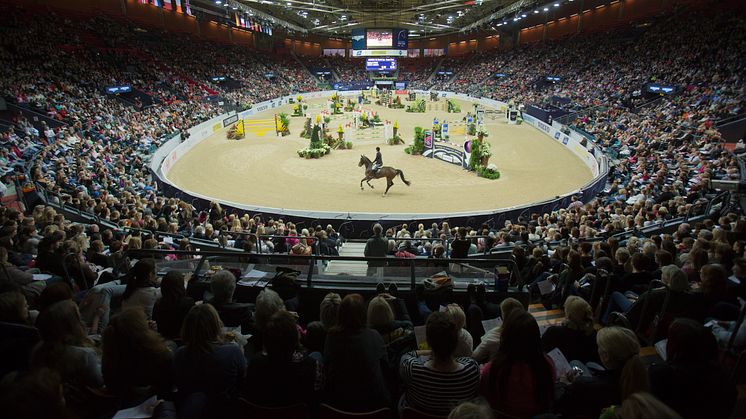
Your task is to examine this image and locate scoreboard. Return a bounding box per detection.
[366,58,397,71]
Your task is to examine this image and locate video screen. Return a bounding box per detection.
[367,30,393,48]
[366,58,397,71]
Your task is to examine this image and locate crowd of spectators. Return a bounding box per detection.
[1,201,744,418]
[398,57,441,90]
[326,56,369,83]
[0,2,745,418]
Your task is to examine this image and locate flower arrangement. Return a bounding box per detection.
[404,126,426,154]
[277,113,290,136]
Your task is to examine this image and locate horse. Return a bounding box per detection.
[358,155,411,196]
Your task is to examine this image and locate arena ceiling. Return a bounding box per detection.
[195,0,540,36]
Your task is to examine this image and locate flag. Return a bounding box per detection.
[174,0,182,13]
[185,0,193,15]
[163,0,173,11]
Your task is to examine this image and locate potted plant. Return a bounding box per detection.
[480,140,492,167]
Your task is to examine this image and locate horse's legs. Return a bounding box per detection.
[360,177,366,190]
[367,180,374,189]
[384,178,394,196]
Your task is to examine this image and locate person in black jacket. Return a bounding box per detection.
[0,290,39,379]
[555,327,649,419]
[152,271,195,342]
[324,293,390,412]
[207,270,254,334]
[649,319,737,419]
[244,310,321,407]
[450,227,471,259]
[364,224,388,276]
[541,296,599,364]
[625,265,694,336]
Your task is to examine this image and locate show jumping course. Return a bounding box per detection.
[156,90,604,220]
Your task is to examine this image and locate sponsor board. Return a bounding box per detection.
[222,114,239,127]
[351,49,407,57]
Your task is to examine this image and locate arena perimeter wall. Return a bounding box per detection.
[150,91,608,236]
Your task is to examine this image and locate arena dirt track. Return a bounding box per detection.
[167,96,593,215]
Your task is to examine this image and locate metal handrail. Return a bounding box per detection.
[126,248,521,291]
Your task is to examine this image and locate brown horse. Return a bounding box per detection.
[358,155,411,196]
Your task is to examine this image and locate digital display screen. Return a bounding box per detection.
[367,30,393,48]
[394,28,408,49]
[546,76,561,82]
[366,58,397,71]
[646,83,676,94]
[211,76,226,82]
[105,85,132,94]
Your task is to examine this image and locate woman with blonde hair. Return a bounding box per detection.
[447,401,494,419]
[127,236,142,250]
[444,304,473,357]
[600,392,682,419]
[367,295,412,344]
[556,326,649,418]
[541,295,599,363]
[414,223,426,239]
[230,218,242,233]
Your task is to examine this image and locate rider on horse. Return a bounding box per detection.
[371,147,382,174]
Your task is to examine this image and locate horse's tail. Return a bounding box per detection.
[397,169,411,186]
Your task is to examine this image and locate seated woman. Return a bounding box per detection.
[102,308,173,405]
[445,304,473,358]
[555,326,649,419]
[625,265,693,337]
[324,293,390,412]
[0,291,39,379]
[399,311,480,416]
[0,247,45,303]
[174,304,246,418]
[605,392,684,419]
[541,295,600,364]
[303,292,341,354]
[649,319,737,419]
[367,295,413,344]
[480,310,555,418]
[244,310,321,407]
[80,259,158,334]
[473,297,524,364]
[31,300,103,389]
[152,271,195,342]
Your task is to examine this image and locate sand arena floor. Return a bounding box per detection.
[166,95,593,215]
